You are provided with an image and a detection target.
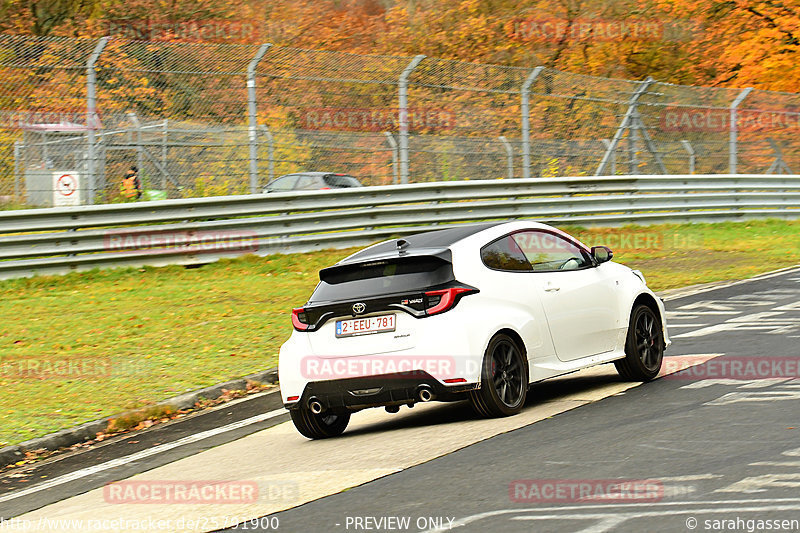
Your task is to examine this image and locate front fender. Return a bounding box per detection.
[603,262,670,350]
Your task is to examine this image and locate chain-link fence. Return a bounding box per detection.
[1,34,799,207]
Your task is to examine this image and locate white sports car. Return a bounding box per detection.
[279,221,670,439]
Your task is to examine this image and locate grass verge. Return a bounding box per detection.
[1,218,798,446]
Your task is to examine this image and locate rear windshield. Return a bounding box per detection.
[310,256,453,302]
[323,174,361,188]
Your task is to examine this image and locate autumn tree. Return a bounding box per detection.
[650,0,799,91]
[0,0,102,36]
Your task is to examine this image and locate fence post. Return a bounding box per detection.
[259,125,275,184]
[729,87,753,174]
[680,140,696,174]
[384,132,399,184]
[628,112,640,174]
[521,67,544,180]
[595,77,654,176]
[398,55,426,185]
[13,141,21,201]
[765,138,792,174]
[600,139,617,175]
[126,112,143,176]
[86,37,108,205]
[498,136,513,179]
[161,119,168,190]
[248,44,272,194]
[98,127,106,192]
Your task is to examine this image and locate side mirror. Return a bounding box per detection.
[591,246,613,264]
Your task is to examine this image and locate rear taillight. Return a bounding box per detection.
[292,308,310,331]
[424,286,477,316]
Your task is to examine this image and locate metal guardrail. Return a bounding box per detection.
[1,174,799,280]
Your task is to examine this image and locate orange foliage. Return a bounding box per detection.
[0,0,797,90]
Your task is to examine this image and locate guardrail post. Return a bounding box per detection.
[521,66,544,180]
[398,55,426,185]
[680,140,696,174]
[384,132,399,184]
[595,77,654,176]
[498,136,513,179]
[86,37,108,205]
[729,87,753,174]
[248,44,272,194]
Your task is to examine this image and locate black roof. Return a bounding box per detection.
[269,171,354,181]
[341,222,505,264]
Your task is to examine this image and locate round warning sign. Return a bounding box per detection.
[52,171,81,206]
[56,174,76,196]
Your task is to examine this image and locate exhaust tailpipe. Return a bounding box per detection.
[417,385,434,402]
[308,397,324,414]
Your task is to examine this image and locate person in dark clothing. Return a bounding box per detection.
[122,165,142,200]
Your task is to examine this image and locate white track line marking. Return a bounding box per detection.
[0,408,287,504]
[511,504,800,533]
[657,474,722,481]
[425,497,800,532]
[660,265,800,301]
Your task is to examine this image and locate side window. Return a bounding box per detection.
[294,175,316,190]
[269,175,298,191]
[480,236,533,271]
[323,174,360,188]
[511,231,591,271]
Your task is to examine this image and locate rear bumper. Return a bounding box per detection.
[284,371,478,411]
[278,317,487,403]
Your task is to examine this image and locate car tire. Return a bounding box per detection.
[615,304,664,381]
[290,407,350,439]
[469,333,528,418]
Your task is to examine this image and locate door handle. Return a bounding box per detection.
[545,285,560,292]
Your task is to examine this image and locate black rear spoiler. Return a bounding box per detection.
[320,249,452,285]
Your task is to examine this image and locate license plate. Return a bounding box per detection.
[336,314,396,338]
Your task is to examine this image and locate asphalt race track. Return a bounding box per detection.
[2,266,799,533]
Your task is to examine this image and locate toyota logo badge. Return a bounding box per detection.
[352,302,366,314]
